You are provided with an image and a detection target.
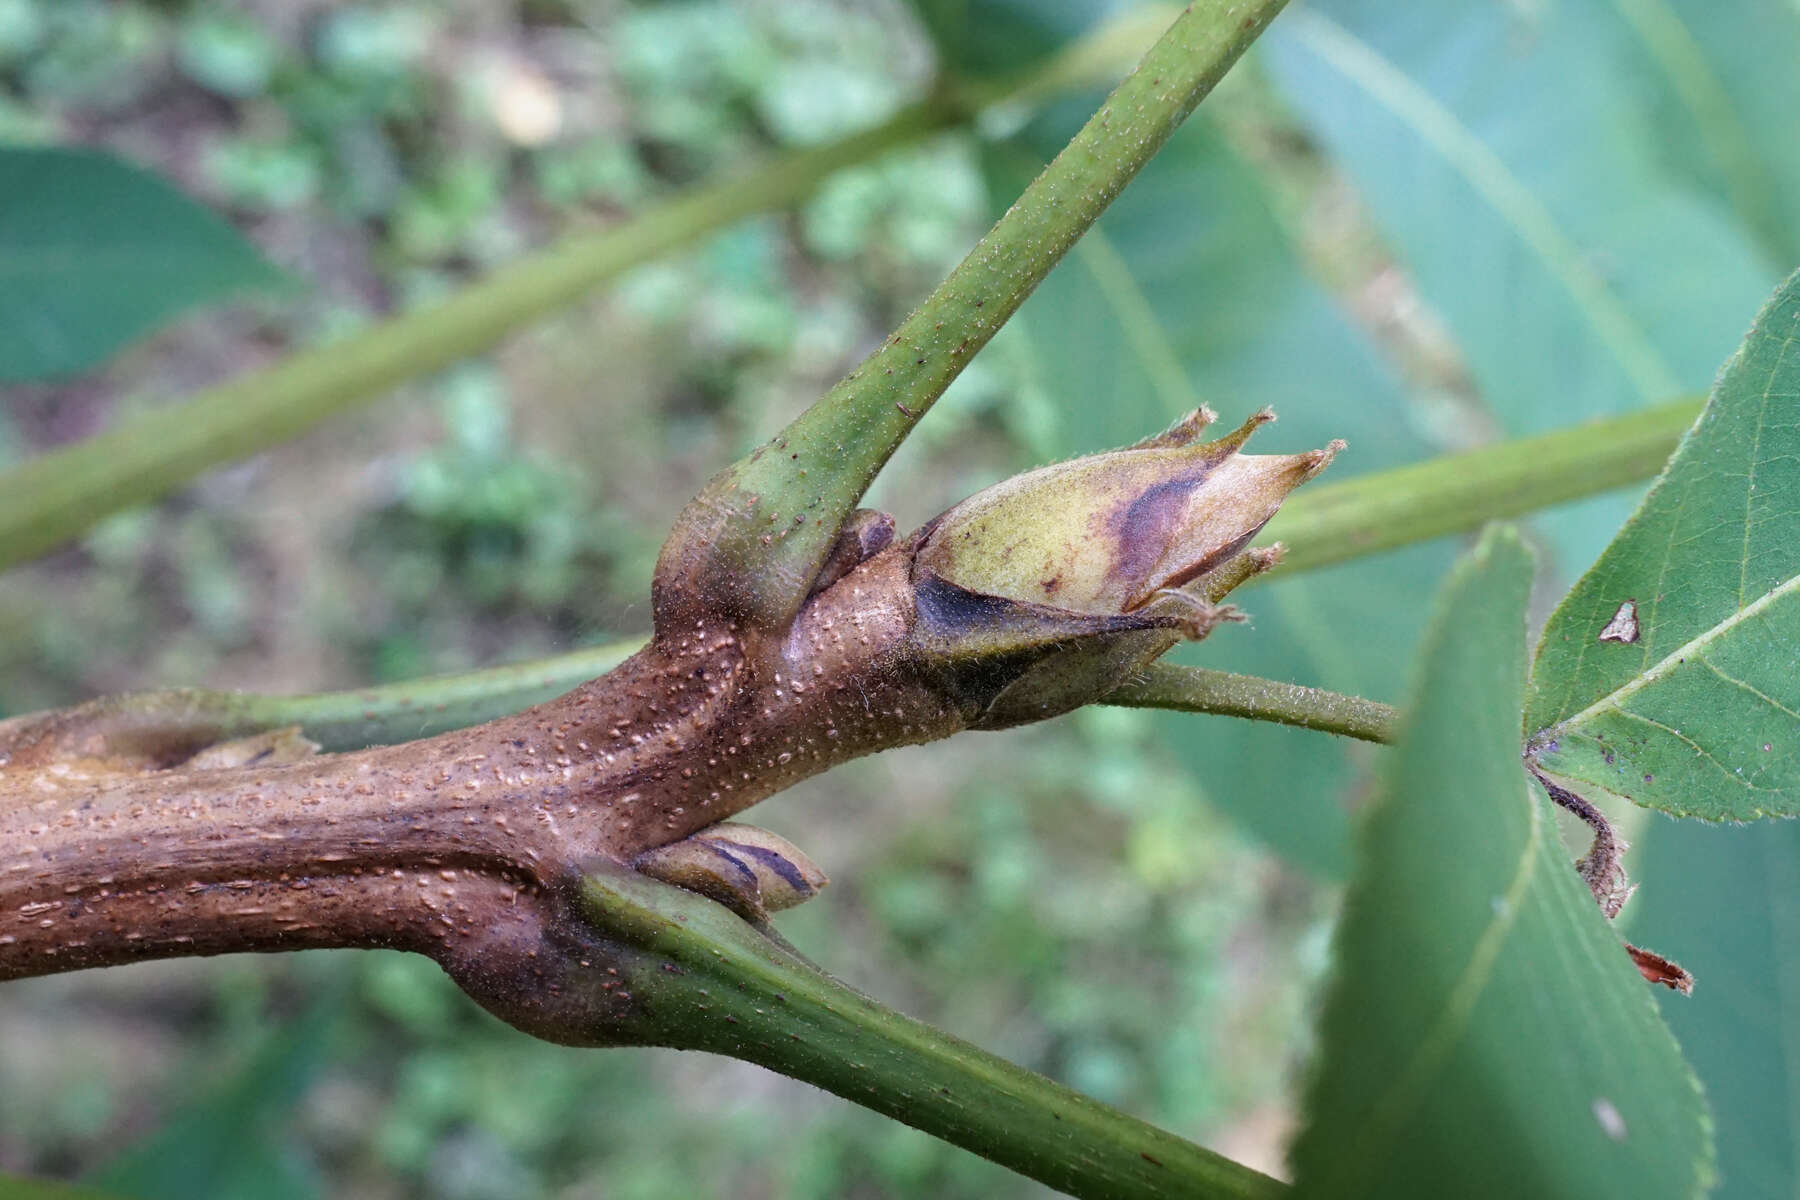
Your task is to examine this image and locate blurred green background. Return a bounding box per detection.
[1,1,1796,1197]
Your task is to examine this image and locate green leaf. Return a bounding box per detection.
[1526,270,1800,819]
[1261,1,1778,567]
[1290,526,1711,1198]
[89,994,341,1200]
[908,0,1110,79]
[0,147,285,382]
[1630,815,1800,1200]
[985,112,1452,878]
[1607,0,1800,268]
[0,1177,134,1200]
[0,105,966,571]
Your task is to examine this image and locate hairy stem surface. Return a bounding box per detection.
[1261,397,1699,575]
[1107,663,1397,742]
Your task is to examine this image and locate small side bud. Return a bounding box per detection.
[633,822,828,920]
[807,509,896,600]
[908,410,1339,728]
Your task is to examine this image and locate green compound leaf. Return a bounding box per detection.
[1291,526,1711,1199]
[1526,270,1800,819]
[0,147,285,382]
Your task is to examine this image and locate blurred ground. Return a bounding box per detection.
[0,3,1335,1196]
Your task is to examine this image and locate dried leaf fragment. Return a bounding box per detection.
[1598,599,1640,644]
[1625,943,1694,994]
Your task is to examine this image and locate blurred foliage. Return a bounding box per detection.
[3,0,1799,1195]
[0,1,1315,1196]
[0,148,284,381]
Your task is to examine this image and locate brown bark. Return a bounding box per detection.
[1,410,1328,1041]
[0,541,962,1036]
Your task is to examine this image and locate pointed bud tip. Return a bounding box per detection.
[1135,405,1220,450]
[1287,439,1345,484]
[1184,404,1220,431]
[1209,407,1277,456]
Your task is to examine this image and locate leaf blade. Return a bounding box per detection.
[89,993,341,1200]
[0,147,285,382]
[1527,270,1800,818]
[1291,526,1712,1198]
[1609,0,1800,267]
[1270,8,1683,405]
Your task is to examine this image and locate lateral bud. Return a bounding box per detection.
[909,408,1339,728]
[633,822,828,920]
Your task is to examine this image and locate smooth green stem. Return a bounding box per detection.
[217,639,640,750]
[1105,663,1397,743]
[1258,396,1700,577]
[700,0,1292,626]
[586,868,1282,1200]
[0,108,953,571]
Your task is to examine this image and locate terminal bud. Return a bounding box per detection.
[909,408,1340,728]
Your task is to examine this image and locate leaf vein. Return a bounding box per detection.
[1334,786,1543,1195]
[1539,573,1800,743]
[1284,10,1682,405]
[1608,707,1778,793]
[1697,658,1800,725]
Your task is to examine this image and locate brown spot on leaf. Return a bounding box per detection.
[1599,599,1639,644]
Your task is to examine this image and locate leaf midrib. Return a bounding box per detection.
[1533,570,1800,743]
[1331,785,1543,1198]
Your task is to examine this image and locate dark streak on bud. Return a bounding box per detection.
[901,408,1342,728]
[1112,469,1213,605]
